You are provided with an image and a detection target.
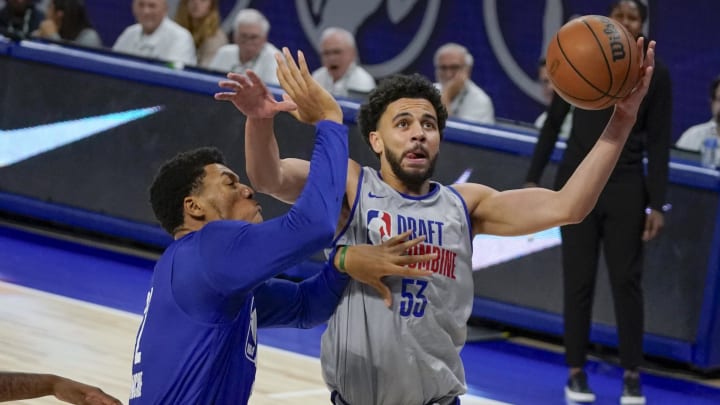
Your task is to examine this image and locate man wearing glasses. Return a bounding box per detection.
[209,8,279,85]
[434,43,495,125]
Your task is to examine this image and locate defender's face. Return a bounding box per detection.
[372,98,441,187]
[194,164,263,224]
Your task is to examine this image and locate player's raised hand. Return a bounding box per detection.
[275,47,343,124]
[339,231,436,307]
[214,70,297,119]
[616,38,655,117]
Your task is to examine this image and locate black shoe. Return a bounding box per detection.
[565,370,596,403]
[620,374,646,405]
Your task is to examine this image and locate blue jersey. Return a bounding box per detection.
[129,121,349,404]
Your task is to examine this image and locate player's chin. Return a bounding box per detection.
[403,160,430,172]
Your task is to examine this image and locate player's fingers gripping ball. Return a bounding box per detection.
[545,15,641,110]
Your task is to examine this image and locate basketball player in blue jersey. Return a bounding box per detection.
[129,51,435,405]
[235,44,655,405]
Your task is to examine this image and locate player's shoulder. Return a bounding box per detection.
[449,182,497,210]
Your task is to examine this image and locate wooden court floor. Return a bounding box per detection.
[0,281,499,405]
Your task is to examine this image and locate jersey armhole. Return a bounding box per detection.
[331,167,364,246]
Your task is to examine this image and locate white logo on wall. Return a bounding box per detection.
[296,0,441,78]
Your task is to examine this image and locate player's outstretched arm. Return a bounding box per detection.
[215,69,309,204]
[0,372,121,404]
[243,48,361,204]
[465,39,656,237]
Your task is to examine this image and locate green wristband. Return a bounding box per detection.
[338,245,348,271]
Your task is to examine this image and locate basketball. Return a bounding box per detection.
[545,15,641,110]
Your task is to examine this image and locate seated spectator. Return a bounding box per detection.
[174,0,226,68]
[0,0,44,39]
[113,0,196,67]
[534,58,572,140]
[434,43,495,124]
[311,27,375,97]
[33,0,102,48]
[676,75,720,151]
[209,8,279,85]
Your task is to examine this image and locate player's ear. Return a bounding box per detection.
[369,131,383,155]
[184,196,205,220]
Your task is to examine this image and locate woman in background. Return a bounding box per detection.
[174,0,227,68]
[33,0,101,47]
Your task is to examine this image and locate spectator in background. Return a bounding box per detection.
[675,75,720,151]
[174,0,226,68]
[0,0,44,39]
[525,1,671,403]
[113,0,196,67]
[534,58,572,140]
[209,8,278,85]
[0,371,120,404]
[311,27,375,97]
[33,0,102,48]
[434,42,495,125]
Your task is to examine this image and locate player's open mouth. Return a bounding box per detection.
[404,150,428,165]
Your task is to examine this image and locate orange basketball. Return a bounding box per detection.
[545,15,641,110]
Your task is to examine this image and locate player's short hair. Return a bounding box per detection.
[358,74,448,157]
[149,147,226,234]
[609,0,647,23]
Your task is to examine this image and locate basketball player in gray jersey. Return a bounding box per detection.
[234,44,655,404]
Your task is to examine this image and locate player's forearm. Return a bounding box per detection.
[0,372,56,401]
[245,117,284,194]
[558,111,634,221]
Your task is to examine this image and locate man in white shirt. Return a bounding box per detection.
[311,27,375,97]
[209,8,279,85]
[434,43,495,125]
[113,0,196,67]
[676,75,720,151]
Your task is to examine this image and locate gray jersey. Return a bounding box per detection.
[321,167,474,405]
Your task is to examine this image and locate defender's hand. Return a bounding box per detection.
[214,70,297,119]
[275,47,343,124]
[340,231,436,307]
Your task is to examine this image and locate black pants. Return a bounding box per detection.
[559,173,646,370]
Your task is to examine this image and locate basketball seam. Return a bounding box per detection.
[584,18,615,96]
